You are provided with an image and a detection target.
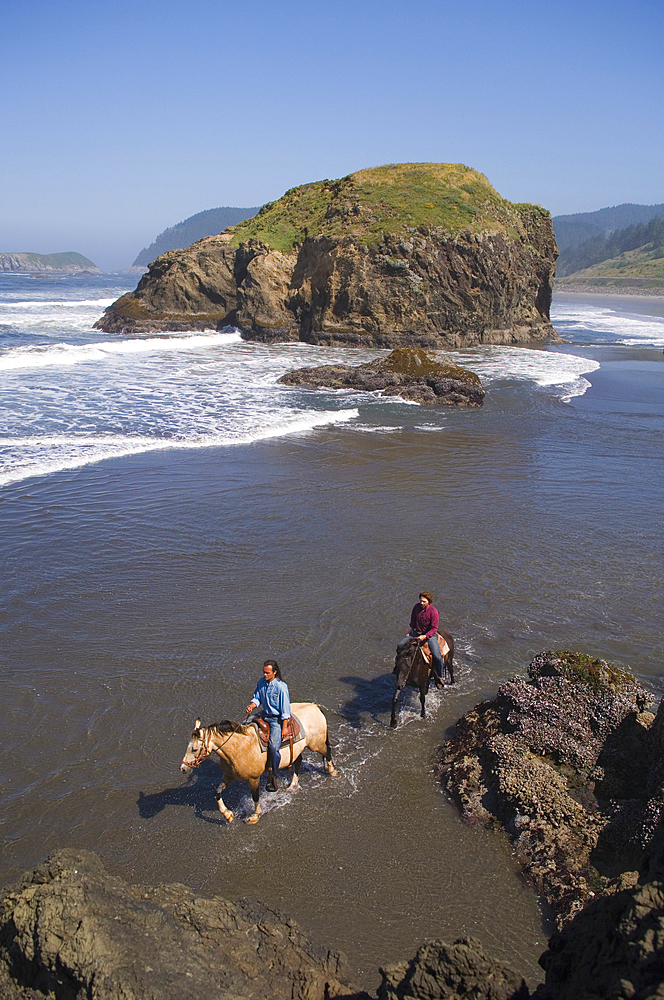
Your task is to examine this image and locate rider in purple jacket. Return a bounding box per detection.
[397,591,445,686]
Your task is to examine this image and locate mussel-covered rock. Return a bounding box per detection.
[437,650,658,927]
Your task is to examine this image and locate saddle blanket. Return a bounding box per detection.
[420,634,450,664]
[253,714,305,754]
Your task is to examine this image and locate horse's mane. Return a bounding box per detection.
[210,719,247,734]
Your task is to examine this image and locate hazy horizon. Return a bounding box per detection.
[2,0,662,271]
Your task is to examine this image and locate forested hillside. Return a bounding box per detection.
[557,216,664,276]
[552,203,664,253]
[133,206,259,267]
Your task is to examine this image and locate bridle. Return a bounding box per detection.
[181,726,237,769]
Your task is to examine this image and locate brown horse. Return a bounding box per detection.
[390,630,455,728]
[180,702,337,824]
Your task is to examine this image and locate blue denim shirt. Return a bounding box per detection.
[250,677,291,719]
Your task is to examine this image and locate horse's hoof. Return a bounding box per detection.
[245,814,259,824]
[226,813,234,824]
[390,721,397,729]
[328,766,338,777]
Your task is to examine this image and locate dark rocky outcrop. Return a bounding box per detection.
[532,873,664,1000]
[437,650,660,929]
[378,938,529,1000]
[95,164,559,347]
[0,848,355,1000]
[278,348,485,407]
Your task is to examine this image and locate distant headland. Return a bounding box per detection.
[132,207,259,268]
[0,251,99,274]
[96,162,559,348]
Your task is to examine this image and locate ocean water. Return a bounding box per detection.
[1,276,663,988]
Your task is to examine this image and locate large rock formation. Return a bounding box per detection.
[437,651,659,929]
[278,348,485,407]
[95,163,559,347]
[0,849,355,1000]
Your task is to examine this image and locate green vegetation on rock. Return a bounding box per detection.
[228,163,548,252]
[367,347,483,388]
[551,650,635,691]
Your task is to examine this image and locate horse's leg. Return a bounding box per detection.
[215,774,234,824]
[448,651,455,684]
[244,776,261,824]
[419,681,427,718]
[323,731,338,776]
[390,682,404,728]
[288,755,302,791]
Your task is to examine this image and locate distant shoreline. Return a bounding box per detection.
[554,286,664,303]
[555,280,664,298]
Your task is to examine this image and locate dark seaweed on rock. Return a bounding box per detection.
[436,650,661,929]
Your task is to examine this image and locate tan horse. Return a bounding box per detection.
[180,702,337,824]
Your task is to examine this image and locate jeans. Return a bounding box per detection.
[397,632,444,679]
[265,716,282,773]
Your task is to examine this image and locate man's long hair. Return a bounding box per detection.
[419,591,434,604]
[264,658,283,679]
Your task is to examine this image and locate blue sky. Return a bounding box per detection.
[1,0,662,270]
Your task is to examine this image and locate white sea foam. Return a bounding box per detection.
[0,408,359,487]
[551,300,664,347]
[0,331,243,370]
[449,345,599,400]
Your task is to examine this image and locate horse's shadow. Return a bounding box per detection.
[338,672,398,729]
[137,760,247,825]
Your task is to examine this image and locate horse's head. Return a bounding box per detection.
[180,717,208,774]
[395,638,421,673]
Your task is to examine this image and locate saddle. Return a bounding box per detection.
[419,633,450,664]
[253,714,304,753]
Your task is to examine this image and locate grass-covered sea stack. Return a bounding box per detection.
[96,163,559,347]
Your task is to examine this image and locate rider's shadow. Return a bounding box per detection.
[338,673,397,729]
[137,760,248,825]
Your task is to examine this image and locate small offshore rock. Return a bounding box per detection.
[278,347,485,407]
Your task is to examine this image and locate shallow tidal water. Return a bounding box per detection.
[1,281,663,989]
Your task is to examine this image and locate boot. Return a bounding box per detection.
[266,770,279,792]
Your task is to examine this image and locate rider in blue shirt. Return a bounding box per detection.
[246,659,291,791]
